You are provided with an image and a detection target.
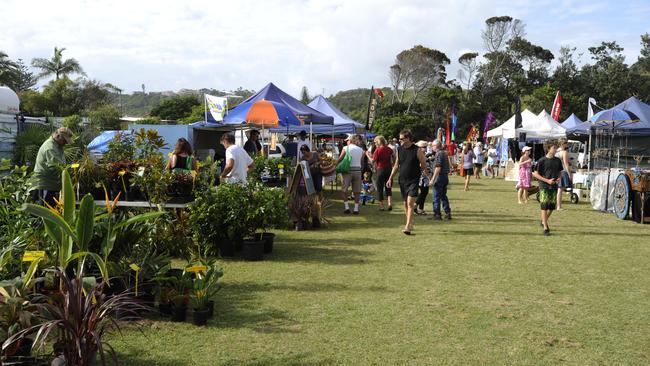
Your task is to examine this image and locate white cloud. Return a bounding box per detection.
[0,0,647,97]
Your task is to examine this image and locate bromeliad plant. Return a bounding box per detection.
[20,170,164,284]
[190,264,223,311]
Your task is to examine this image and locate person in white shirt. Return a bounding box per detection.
[219,133,254,184]
[486,144,499,178]
[335,134,365,214]
[296,130,311,160]
[472,142,484,179]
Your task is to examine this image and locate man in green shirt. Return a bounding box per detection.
[29,127,73,206]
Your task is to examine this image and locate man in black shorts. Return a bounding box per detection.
[532,140,562,236]
[387,130,427,235]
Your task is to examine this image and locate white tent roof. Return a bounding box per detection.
[518,110,566,139]
[0,86,20,114]
[486,109,537,138]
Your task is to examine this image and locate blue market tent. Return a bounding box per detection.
[567,97,650,136]
[224,82,333,126]
[88,130,132,154]
[269,95,364,135]
[307,95,363,130]
[560,113,582,130]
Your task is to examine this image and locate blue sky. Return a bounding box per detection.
[0,0,648,97]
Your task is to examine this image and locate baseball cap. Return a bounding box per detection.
[415,140,428,148]
[522,146,532,152]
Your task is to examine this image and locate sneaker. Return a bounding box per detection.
[352,210,359,215]
[433,215,442,221]
[344,209,351,214]
[444,213,452,220]
[543,229,550,236]
[414,209,423,215]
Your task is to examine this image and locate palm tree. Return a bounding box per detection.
[0,51,19,86]
[31,47,85,81]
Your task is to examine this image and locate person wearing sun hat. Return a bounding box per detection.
[29,127,74,206]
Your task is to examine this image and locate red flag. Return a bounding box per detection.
[551,90,562,121]
[445,111,451,145]
[374,88,384,98]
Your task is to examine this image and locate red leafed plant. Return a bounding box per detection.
[2,267,148,365]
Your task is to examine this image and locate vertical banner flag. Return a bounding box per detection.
[587,97,597,120]
[482,112,495,142]
[514,98,523,129]
[205,94,227,122]
[451,104,457,141]
[551,90,562,121]
[366,86,378,131]
[445,110,451,146]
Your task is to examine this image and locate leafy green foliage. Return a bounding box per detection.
[150,95,200,120]
[88,104,121,131]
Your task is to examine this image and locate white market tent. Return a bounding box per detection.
[518,110,566,139]
[486,109,537,138]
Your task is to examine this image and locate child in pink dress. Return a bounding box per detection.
[518,146,533,204]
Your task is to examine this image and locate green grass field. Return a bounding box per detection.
[111,176,650,365]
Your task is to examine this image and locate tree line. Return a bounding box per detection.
[352,16,650,141]
[2,15,649,143]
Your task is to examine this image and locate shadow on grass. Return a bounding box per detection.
[221,352,337,366]
[213,280,387,331]
[116,352,187,366]
[271,244,373,265]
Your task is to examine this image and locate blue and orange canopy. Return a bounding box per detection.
[223,99,303,128]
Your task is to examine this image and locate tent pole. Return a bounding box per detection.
[585,127,591,172]
[604,122,614,211]
[204,94,207,123]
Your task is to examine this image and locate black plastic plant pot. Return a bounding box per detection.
[242,239,264,261]
[192,308,210,326]
[171,304,187,322]
[207,300,215,318]
[218,238,236,258]
[255,232,275,254]
[159,302,173,317]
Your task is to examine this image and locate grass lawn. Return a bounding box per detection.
[111,176,650,365]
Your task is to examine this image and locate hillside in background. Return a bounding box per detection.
[110,87,256,117]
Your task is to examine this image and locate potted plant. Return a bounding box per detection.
[72,151,106,200]
[170,271,191,322]
[3,267,146,366]
[253,186,289,254]
[288,193,314,231]
[189,265,223,326]
[189,183,250,258]
[239,184,266,261]
[0,261,41,363]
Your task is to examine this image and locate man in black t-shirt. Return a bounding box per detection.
[243,129,262,157]
[387,130,427,235]
[532,140,563,236]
